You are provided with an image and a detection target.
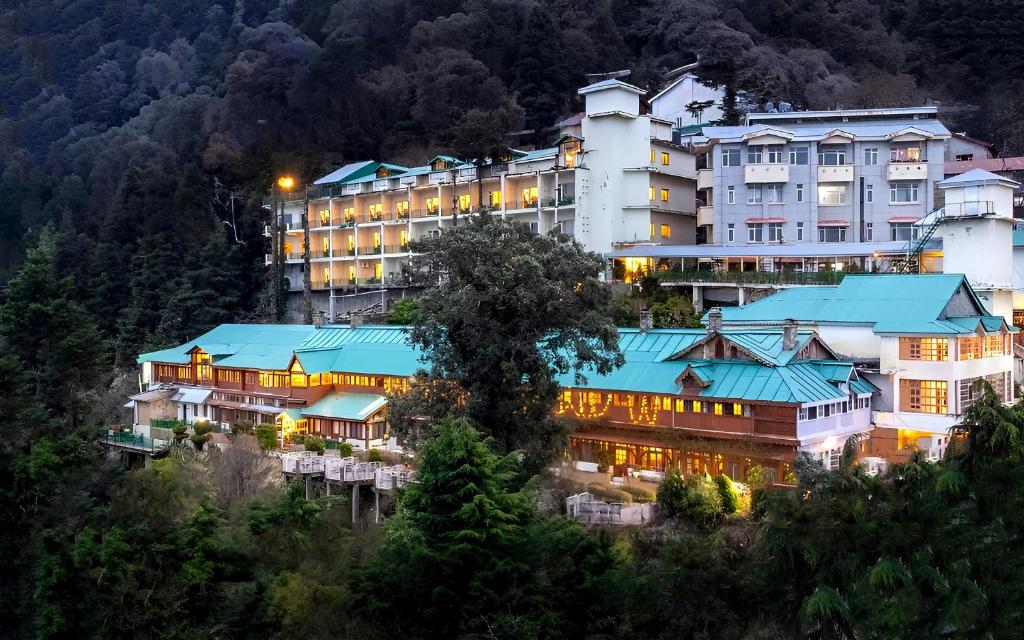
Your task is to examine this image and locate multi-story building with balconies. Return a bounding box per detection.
[270,78,697,318]
[698,106,949,250]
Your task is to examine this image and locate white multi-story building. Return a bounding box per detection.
[270,78,697,317]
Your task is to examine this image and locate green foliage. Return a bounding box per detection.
[231,419,255,436]
[190,422,213,451]
[594,447,613,473]
[610,293,640,327]
[714,474,740,514]
[398,217,623,471]
[304,435,325,454]
[387,298,420,325]
[658,469,724,527]
[650,295,701,328]
[366,448,382,463]
[336,442,354,458]
[255,423,278,451]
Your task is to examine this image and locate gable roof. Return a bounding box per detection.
[717,274,1006,334]
[313,161,375,185]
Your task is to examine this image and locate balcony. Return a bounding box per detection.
[744,164,789,183]
[697,205,715,227]
[888,162,928,181]
[653,269,849,286]
[382,244,408,254]
[507,200,538,211]
[358,245,382,255]
[410,208,436,219]
[357,277,382,286]
[817,165,854,182]
[697,168,714,191]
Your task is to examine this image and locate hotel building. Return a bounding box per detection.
[271,78,697,318]
[130,317,882,483]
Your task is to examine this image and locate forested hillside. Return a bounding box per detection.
[1,0,1023,359]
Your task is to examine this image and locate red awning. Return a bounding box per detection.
[888,216,920,223]
[745,217,786,224]
[817,220,850,227]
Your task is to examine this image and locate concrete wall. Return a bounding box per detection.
[650,74,725,127]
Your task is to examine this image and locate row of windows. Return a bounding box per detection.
[798,396,869,421]
[726,221,923,244]
[307,417,386,441]
[649,187,671,202]
[901,379,948,414]
[649,149,671,165]
[720,142,926,167]
[898,336,1010,361]
[724,182,920,206]
[562,391,752,417]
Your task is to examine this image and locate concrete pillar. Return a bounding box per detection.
[351,484,360,526]
[738,286,746,306]
[692,285,704,312]
[375,490,380,524]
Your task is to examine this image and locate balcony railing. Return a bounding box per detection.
[382,243,406,254]
[507,200,538,211]
[653,269,850,286]
[411,208,435,218]
[357,277,382,286]
[558,195,575,206]
[101,430,170,452]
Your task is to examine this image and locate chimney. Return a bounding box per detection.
[639,310,653,333]
[707,307,722,333]
[783,318,797,351]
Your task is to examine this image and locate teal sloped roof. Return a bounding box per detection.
[617,328,704,362]
[850,378,878,395]
[718,330,818,366]
[561,358,849,404]
[1014,230,1024,248]
[718,274,995,334]
[300,325,411,349]
[138,324,316,365]
[557,361,690,395]
[301,392,387,421]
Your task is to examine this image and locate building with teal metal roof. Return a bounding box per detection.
[709,272,1016,444]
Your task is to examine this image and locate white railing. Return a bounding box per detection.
[324,456,383,482]
[565,492,623,523]
[375,465,415,490]
[281,451,325,474]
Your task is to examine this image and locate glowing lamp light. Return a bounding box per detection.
[277,176,296,190]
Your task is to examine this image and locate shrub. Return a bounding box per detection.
[714,475,740,514]
[190,422,213,451]
[337,442,354,458]
[594,448,613,473]
[658,469,724,527]
[304,435,325,454]
[367,448,383,463]
[747,464,768,518]
[231,419,255,436]
[255,423,278,451]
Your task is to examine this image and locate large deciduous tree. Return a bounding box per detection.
[394,217,623,469]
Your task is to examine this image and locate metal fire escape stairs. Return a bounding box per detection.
[898,206,945,273]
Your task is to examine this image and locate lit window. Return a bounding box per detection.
[733,403,742,416]
[675,399,686,412]
[660,152,670,165]
[649,186,655,201]
[901,337,948,361]
[650,148,655,162]
[693,400,702,413]
[660,224,671,238]
[902,379,947,414]
[458,194,471,212]
[660,188,670,202]
[615,448,627,465]
[713,403,724,415]
[818,185,847,205]
[490,191,501,206]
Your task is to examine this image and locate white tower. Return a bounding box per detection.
[935,168,1020,323]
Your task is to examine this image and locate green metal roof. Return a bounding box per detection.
[850,378,878,395]
[1014,230,1024,248]
[717,274,1002,334]
[140,324,858,405]
[301,392,387,421]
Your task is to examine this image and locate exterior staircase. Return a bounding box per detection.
[898,206,945,273]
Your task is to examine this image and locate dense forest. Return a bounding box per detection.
[3,1,1024,638]
[2,0,1024,356]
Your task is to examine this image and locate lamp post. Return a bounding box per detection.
[276,176,296,321]
[301,183,313,324]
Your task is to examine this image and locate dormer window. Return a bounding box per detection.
[377,167,392,178]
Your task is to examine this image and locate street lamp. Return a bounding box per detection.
[277,176,296,190]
